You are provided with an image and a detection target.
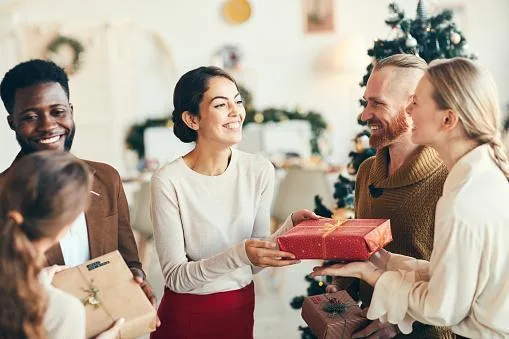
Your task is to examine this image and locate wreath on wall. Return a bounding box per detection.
[126,117,172,159]
[46,35,85,75]
[125,84,328,159]
[237,84,328,155]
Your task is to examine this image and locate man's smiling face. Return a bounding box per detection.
[8,82,75,153]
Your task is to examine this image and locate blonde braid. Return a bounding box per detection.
[489,136,509,179]
[476,133,509,178]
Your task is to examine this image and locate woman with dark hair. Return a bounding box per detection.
[0,151,123,339]
[150,66,317,338]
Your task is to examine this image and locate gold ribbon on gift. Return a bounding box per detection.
[320,218,347,257]
[321,218,348,238]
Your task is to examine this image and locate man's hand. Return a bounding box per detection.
[130,267,161,327]
[352,310,399,338]
[291,209,320,226]
[245,239,300,268]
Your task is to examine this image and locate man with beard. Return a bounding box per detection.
[0,59,157,308]
[329,55,453,339]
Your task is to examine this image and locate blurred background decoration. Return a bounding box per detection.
[124,83,329,167]
[222,0,252,25]
[46,35,84,75]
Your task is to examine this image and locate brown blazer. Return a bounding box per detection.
[0,153,142,271]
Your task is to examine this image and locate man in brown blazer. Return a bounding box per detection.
[0,59,156,307]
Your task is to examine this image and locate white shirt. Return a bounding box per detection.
[59,212,90,267]
[40,270,86,339]
[367,144,509,338]
[150,148,293,295]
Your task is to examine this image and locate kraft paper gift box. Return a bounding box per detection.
[301,291,369,339]
[52,250,157,338]
[276,218,392,261]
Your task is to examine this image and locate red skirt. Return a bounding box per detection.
[151,282,255,339]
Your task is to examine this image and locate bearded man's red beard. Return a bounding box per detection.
[368,109,410,149]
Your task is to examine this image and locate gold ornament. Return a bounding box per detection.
[254,112,264,123]
[223,0,252,25]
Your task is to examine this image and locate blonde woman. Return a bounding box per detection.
[312,58,509,338]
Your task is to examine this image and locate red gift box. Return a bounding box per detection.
[276,218,392,261]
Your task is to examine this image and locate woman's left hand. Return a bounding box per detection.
[245,239,301,268]
[291,209,320,226]
[42,265,69,284]
[310,261,384,287]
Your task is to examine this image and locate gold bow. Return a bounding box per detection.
[319,218,348,258]
[321,218,347,238]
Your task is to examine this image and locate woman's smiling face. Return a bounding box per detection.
[195,76,245,146]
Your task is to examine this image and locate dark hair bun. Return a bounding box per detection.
[172,110,197,143]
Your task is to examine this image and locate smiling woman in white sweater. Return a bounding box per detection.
[312,58,509,339]
[150,66,317,339]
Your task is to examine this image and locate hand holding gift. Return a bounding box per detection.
[52,251,157,339]
[291,209,321,226]
[349,310,399,339]
[94,318,125,339]
[245,209,320,268]
[245,239,300,267]
[311,260,384,287]
[130,267,161,327]
[41,264,69,284]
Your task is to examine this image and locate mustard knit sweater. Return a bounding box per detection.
[355,146,455,339]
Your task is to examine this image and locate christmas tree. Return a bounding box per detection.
[298,2,474,338]
[360,0,476,88]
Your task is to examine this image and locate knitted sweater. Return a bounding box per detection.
[355,146,447,261]
[355,146,454,339]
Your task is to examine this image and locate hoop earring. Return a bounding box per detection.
[7,210,24,225]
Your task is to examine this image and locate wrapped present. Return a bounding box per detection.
[52,251,157,338]
[302,291,369,339]
[276,218,391,260]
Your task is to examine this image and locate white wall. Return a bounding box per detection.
[1,0,508,173]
